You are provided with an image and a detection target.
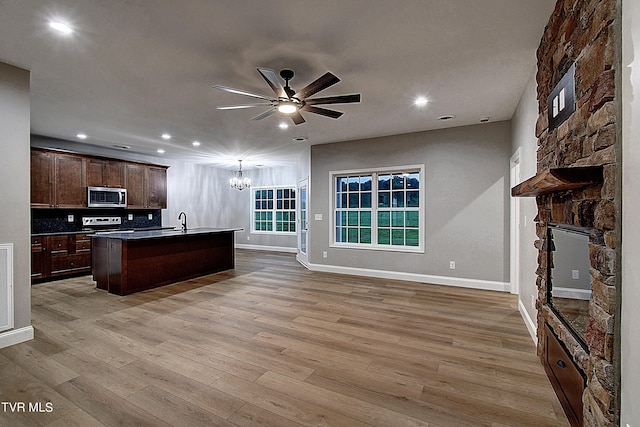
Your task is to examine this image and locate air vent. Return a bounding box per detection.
[292,136,308,142]
[437,115,455,121]
[112,145,131,150]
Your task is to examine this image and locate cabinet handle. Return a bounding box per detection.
[556,359,566,368]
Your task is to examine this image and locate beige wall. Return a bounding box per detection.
[621,0,640,423]
[0,61,32,348]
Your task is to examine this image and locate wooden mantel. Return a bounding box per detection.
[511,166,603,197]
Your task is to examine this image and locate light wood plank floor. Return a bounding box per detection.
[0,250,569,426]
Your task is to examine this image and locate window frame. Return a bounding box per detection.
[329,165,425,253]
[251,185,297,235]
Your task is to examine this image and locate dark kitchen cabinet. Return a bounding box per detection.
[87,158,125,188]
[124,163,146,208]
[30,150,54,208]
[32,233,93,282]
[31,149,86,208]
[125,163,168,209]
[31,236,47,280]
[147,166,167,209]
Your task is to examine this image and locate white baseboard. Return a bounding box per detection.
[307,262,510,292]
[518,298,538,344]
[0,326,34,349]
[235,244,297,254]
[552,287,591,300]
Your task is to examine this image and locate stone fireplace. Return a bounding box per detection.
[512,0,620,425]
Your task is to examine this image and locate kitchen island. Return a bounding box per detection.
[91,227,242,295]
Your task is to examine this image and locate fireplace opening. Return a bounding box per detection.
[546,223,593,351]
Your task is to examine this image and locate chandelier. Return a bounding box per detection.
[229,160,251,191]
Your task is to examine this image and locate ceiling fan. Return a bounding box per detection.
[213,68,361,125]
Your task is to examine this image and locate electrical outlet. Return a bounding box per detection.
[128,213,133,221]
[67,214,74,222]
[571,269,580,280]
[147,213,153,220]
[247,236,250,241]
[449,261,455,269]
[323,251,328,258]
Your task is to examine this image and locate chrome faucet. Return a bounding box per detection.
[178,211,187,231]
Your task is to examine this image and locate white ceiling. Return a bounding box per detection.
[0,1,555,169]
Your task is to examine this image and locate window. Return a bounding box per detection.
[332,166,423,252]
[252,187,296,233]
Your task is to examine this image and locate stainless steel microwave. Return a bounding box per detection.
[87,186,127,208]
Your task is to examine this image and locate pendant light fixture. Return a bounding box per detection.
[229,160,251,191]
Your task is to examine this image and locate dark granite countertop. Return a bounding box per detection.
[32,226,176,237]
[89,227,243,240]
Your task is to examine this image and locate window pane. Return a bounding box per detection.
[268,190,273,198]
[277,189,283,198]
[276,212,282,221]
[261,190,267,198]
[360,228,372,244]
[267,212,272,220]
[276,222,283,232]
[392,175,404,189]
[348,228,359,243]
[348,177,359,191]
[336,227,347,242]
[360,175,372,191]
[378,175,391,190]
[291,190,295,197]
[406,229,419,246]
[392,229,405,245]
[290,223,296,232]
[392,191,405,207]
[378,192,390,208]
[255,190,261,199]
[266,222,273,231]
[407,173,419,189]
[378,211,390,227]
[360,211,371,227]
[361,192,372,208]
[349,193,359,208]
[406,211,419,228]
[283,223,289,232]
[392,211,404,227]
[291,212,295,221]
[268,201,273,209]
[291,200,295,209]
[406,191,419,207]
[277,200,283,209]
[348,211,359,226]
[338,177,347,192]
[255,201,260,210]
[378,228,390,245]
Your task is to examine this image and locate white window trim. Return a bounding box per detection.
[329,164,425,253]
[251,185,297,235]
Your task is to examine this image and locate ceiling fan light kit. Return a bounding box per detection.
[213,68,361,125]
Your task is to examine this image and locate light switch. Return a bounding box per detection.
[148,213,153,220]
[67,214,74,222]
[571,270,580,280]
[314,214,323,221]
[128,213,133,221]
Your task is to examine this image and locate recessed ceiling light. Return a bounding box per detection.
[49,21,73,34]
[414,96,428,107]
[192,141,201,146]
[161,133,171,140]
[157,149,165,154]
[279,122,289,129]
[292,136,308,142]
[438,114,456,121]
[76,133,87,140]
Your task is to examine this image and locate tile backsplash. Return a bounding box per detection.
[31,209,161,234]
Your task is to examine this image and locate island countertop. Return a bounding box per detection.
[90,227,243,240]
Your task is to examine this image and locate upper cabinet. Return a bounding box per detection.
[87,158,125,188]
[124,163,168,209]
[31,148,168,209]
[31,149,86,208]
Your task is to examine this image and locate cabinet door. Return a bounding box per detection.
[31,150,54,208]
[105,161,125,188]
[31,236,48,280]
[55,154,86,208]
[125,163,146,208]
[147,166,167,208]
[86,158,107,187]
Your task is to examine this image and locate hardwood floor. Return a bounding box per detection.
[0,250,569,426]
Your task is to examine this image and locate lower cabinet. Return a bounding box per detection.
[543,323,586,427]
[32,233,92,282]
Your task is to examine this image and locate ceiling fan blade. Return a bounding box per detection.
[251,108,278,121]
[257,68,288,99]
[301,105,344,119]
[293,72,340,100]
[212,85,274,101]
[290,111,306,125]
[217,103,273,110]
[304,94,361,106]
